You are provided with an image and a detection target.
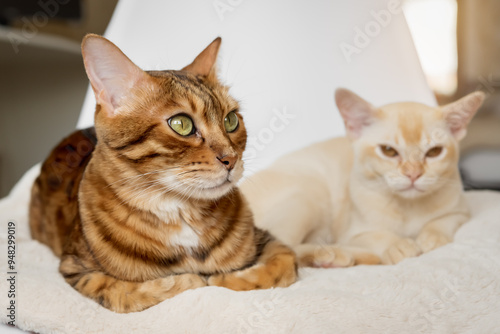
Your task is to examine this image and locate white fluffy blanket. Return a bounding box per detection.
[1,165,500,334]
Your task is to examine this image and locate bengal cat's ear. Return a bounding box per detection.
[441,91,485,141]
[81,34,152,116]
[182,37,221,82]
[335,88,377,139]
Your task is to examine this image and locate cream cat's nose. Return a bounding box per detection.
[404,170,423,182]
[401,162,423,183]
[217,155,237,171]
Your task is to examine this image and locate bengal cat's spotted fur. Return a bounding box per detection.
[29,34,297,313]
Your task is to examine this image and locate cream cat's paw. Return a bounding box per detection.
[416,230,451,253]
[297,245,355,268]
[382,238,422,265]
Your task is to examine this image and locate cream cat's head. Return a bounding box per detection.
[335,88,485,199]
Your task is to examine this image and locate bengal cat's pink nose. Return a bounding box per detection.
[217,155,237,171]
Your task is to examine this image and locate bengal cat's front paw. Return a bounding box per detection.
[299,245,355,268]
[181,273,209,289]
[208,267,296,291]
[382,238,422,265]
[416,230,451,253]
[208,247,297,291]
[207,272,258,291]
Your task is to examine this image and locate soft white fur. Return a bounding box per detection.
[1,165,500,333]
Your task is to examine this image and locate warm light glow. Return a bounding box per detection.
[403,0,457,95]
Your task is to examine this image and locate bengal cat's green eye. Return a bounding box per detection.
[380,145,399,158]
[168,115,194,136]
[224,111,239,133]
[426,146,443,158]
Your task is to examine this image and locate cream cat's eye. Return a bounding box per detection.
[224,111,239,133]
[168,115,194,136]
[380,145,399,158]
[426,146,443,158]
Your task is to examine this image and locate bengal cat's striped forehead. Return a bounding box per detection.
[147,70,238,120]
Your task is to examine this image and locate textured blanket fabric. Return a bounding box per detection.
[1,165,500,334]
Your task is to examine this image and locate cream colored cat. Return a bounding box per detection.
[242,88,485,266]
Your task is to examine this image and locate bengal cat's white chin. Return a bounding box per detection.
[161,178,235,201]
[200,168,244,199]
[195,181,236,200]
[167,163,244,200]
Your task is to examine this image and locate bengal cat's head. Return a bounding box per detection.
[82,34,246,200]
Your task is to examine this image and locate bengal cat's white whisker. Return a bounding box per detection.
[131,182,165,200]
[116,179,165,198]
[105,167,183,188]
[113,175,182,206]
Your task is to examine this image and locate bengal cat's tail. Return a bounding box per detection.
[60,254,206,313]
[29,127,97,257]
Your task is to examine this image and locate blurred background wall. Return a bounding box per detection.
[403,0,500,190]
[0,0,118,197]
[0,0,499,197]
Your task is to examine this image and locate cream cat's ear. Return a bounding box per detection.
[81,34,152,116]
[441,91,485,141]
[182,37,221,82]
[335,88,377,138]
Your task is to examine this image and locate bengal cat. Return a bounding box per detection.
[29,34,297,313]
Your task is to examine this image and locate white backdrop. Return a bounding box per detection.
[77,0,435,173]
[7,3,500,334]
